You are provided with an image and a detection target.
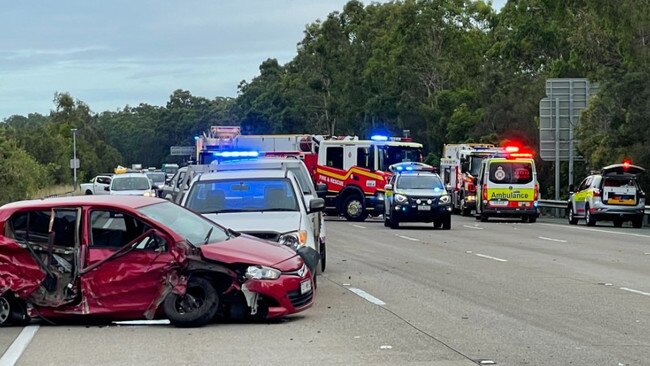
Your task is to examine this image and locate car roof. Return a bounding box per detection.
[0,195,165,211]
[112,173,149,178]
[215,158,305,170]
[198,169,291,181]
[397,171,439,177]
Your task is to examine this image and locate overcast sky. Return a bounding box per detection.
[0,0,507,120]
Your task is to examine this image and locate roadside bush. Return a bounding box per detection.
[0,136,47,205]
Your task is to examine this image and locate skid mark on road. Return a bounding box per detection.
[396,235,420,242]
[347,287,386,306]
[0,325,39,366]
[538,236,567,243]
[475,254,508,262]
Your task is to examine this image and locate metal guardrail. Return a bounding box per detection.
[538,200,650,215]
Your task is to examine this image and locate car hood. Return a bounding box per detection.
[199,235,299,269]
[396,189,445,197]
[202,211,302,235]
[110,190,149,196]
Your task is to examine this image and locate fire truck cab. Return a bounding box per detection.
[316,137,423,221]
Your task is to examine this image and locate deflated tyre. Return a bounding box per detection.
[164,277,219,328]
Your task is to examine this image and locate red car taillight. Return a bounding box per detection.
[593,188,601,197]
[467,183,476,192]
[534,183,539,200]
[483,184,488,200]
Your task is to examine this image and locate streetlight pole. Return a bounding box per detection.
[71,128,78,191]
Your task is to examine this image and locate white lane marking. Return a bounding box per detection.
[0,325,40,366]
[396,235,419,242]
[102,218,114,229]
[475,254,508,262]
[540,223,650,239]
[351,224,366,229]
[113,319,170,326]
[379,345,393,350]
[347,287,386,306]
[620,287,650,297]
[538,236,567,243]
[463,225,484,230]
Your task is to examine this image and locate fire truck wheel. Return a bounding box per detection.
[343,195,368,222]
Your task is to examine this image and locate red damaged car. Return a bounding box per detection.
[0,196,317,327]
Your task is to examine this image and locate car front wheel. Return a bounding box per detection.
[164,277,219,328]
[568,206,578,225]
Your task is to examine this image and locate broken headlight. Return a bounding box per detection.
[245,265,281,280]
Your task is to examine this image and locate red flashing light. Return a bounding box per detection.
[504,146,520,153]
[623,159,631,169]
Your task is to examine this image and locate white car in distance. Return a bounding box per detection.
[108,173,158,197]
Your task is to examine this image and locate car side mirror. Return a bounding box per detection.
[569,184,575,194]
[384,184,393,191]
[309,198,325,213]
[316,183,327,199]
[104,186,110,191]
[165,178,172,185]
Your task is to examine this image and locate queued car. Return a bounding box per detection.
[209,157,328,273]
[568,162,646,228]
[180,169,325,269]
[79,174,113,195]
[0,196,316,327]
[383,162,453,229]
[109,173,158,197]
[145,171,167,197]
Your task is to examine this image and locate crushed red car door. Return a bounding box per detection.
[80,209,178,319]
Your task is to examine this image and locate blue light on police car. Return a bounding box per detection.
[395,166,403,171]
[370,135,389,141]
[213,151,260,158]
[194,136,200,140]
[406,166,413,171]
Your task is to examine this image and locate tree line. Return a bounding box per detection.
[1,0,647,204]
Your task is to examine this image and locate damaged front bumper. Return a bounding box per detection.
[242,271,315,318]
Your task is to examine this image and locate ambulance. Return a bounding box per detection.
[474,146,539,222]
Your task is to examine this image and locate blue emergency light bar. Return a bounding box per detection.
[370,135,389,141]
[212,151,260,158]
[389,162,434,173]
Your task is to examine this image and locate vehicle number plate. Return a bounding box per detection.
[300,280,312,295]
[418,205,431,211]
[490,200,508,207]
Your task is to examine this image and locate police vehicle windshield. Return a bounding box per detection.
[398,175,445,190]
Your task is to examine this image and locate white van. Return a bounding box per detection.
[475,155,539,223]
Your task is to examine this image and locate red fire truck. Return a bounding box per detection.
[195,127,424,222]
